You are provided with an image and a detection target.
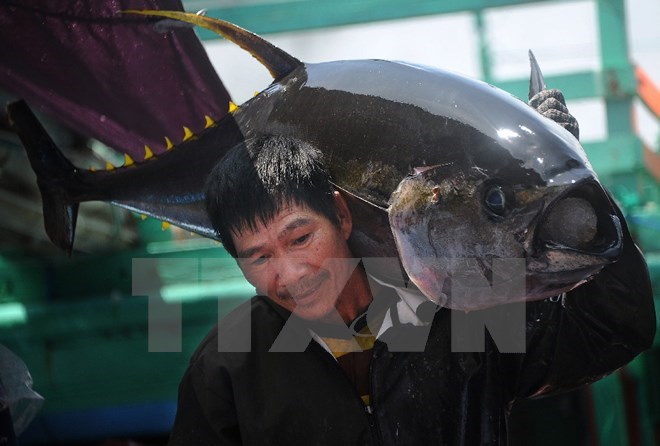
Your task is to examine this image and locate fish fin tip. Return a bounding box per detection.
[42,194,79,254]
[165,136,174,150]
[528,49,547,100]
[331,182,387,212]
[204,115,215,128]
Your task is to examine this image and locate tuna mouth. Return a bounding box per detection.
[531,179,622,266]
[524,264,606,302]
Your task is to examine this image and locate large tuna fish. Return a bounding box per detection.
[8,11,622,310]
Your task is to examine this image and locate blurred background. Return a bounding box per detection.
[0,0,659,444]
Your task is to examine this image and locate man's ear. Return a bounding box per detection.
[333,191,353,240]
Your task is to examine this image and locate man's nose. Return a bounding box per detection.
[274,256,310,291]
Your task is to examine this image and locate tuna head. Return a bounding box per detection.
[388,109,622,311]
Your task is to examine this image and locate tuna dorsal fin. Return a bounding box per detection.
[528,50,547,100]
[125,10,302,80]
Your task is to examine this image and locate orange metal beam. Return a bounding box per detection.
[636,66,660,118]
[635,67,660,182]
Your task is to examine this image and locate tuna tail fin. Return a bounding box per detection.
[124,10,303,81]
[7,101,80,254]
[528,50,547,100]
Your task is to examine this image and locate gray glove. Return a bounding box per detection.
[529,89,580,140]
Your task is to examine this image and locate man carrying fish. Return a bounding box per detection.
[2,6,654,444]
[166,97,655,445]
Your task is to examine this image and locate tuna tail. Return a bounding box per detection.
[124,10,303,81]
[7,101,80,254]
[528,50,547,100]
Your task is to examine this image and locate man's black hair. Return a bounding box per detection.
[205,135,339,257]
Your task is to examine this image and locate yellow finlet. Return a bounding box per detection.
[89,165,96,172]
[228,101,238,113]
[253,91,259,97]
[105,161,115,171]
[162,221,171,230]
[144,145,154,160]
[204,115,215,128]
[165,136,174,150]
[140,214,147,220]
[124,153,135,167]
[182,126,194,141]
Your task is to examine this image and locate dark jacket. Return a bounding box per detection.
[168,224,655,445]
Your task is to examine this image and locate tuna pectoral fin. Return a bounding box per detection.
[7,100,80,254]
[332,184,406,281]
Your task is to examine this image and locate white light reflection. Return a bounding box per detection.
[0,302,27,326]
[497,128,519,141]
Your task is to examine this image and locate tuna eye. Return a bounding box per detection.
[484,186,506,216]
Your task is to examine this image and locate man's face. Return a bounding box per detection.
[232,193,359,322]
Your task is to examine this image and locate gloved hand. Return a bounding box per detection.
[529,89,580,140]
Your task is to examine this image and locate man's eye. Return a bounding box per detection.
[251,255,269,266]
[293,234,310,245]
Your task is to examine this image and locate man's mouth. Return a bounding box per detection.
[278,271,331,304]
